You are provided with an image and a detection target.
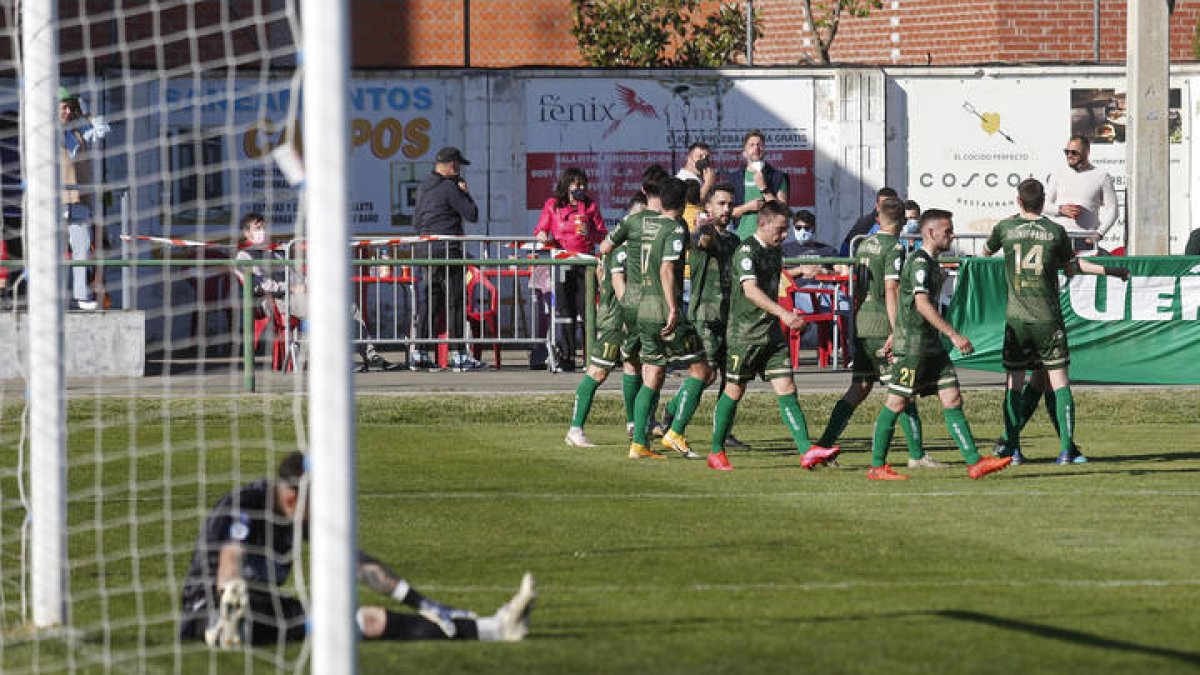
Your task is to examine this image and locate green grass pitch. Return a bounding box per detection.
[1,389,1198,673]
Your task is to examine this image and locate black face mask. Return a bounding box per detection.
[695,157,709,172]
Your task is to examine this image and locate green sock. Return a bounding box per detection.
[817,398,856,448]
[900,401,924,460]
[1044,387,1062,438]
[570,375,601,428]
[712,393,738,453]
[777,392,811,451]
[871,406,900,467]
[944,406,980,464]
[632,385,657,446]
[670,377,706,435]
[664,388,682,421]
[1002,387,1023,450]
[1054,386,1075,454]
[622,374,641,425]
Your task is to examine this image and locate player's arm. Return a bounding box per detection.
[914,291,973,355]
[611,268,627,301]
[599,221,627,255]
[743,278,804,332]
[1072,257,1130,280]
[357,551,475,636]
[882,278,900,354]
[659,259,678,335]
[215,542,245,591]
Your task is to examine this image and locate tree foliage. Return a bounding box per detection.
[571,0,760,68]
[802,0,883,64]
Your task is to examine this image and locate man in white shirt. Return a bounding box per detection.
[1045,134,1118,252]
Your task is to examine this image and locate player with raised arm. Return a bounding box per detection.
[566,194,647,446]
[709,201,835,471]
[181,452,536,647]
[982,178,1130,465]
[866,210,1012,480]
[603,178,711,460]
[810,197,938,467]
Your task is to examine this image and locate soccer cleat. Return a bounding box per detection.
[800,444,841,470]
[707,451,734,471]
[1009,448,1025,465]
[205,578,248,649]
[968,455,1013,479]
[564,427,596,448]
[650,421,670,439]
[1056,445,1088,465]
[992,437,1011,457]
[867,464,908,480]
[493,572,537,642]
[907,454,948,469]
[724,434,750,450]
[628,443,666,460]
[662,430,702,459]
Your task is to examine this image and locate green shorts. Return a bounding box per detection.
[726,336,793,384]
[638,317,705,367]
[696,319,727,370]
[1003,320,1069,371]
[589,326,627,369]
[886,350,959,397]
[851,336,892,384]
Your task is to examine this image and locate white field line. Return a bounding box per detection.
[415,578,1200,594]
[360,489,1200,500]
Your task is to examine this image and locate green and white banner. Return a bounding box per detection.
[946,257,1200,384]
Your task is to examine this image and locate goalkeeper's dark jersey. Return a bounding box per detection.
[181,480,302,614]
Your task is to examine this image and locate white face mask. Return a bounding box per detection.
[795,228,814,243]
[248,230,267,246]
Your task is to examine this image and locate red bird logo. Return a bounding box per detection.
[602,84,658,139]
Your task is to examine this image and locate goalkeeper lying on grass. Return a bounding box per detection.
[179,451,536,647]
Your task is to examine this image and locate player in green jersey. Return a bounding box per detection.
[602,177,710,459]
[708,201,837,471]
[982,179,1129,465]
[811,197,940,467]
[656,183,751,449]
[565,197,647,446]
[866,209,1013,480]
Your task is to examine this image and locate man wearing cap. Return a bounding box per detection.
[59,87,110,310]
[411,146,482,371]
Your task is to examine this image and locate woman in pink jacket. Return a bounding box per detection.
[534,168,606,371]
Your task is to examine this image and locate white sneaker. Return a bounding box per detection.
[494,572,537,642]
[451,353,485,372]
[907,455,948,469]
[205,578,248,649]
[565,427,596,448]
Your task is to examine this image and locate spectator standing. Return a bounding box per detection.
[675,141,716,203]
[1186,227,1200,255]
[726,129,788,240]
[1045,134,1118,252]
[411,146,481,372]
[534,167,607,371]
[59,87,110,310]
[839,187,898,257]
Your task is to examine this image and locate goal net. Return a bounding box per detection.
[0,1,354,672]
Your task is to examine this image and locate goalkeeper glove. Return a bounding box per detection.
[205,578,248,649]
[418,598,477,638]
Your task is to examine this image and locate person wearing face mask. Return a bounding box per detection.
[725,129,789,240]
[534,167,607,371]
[901,200,922,252]
[675,141,716,203]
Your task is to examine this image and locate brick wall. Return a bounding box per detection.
[752,0,1200,66]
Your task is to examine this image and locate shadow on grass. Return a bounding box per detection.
[935,609,1200,667]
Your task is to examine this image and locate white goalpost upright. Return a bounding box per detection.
[22,0,67,630]
[301,0,359,672]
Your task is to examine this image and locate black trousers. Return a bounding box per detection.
[555,265,585,359]
[418,241,465,353]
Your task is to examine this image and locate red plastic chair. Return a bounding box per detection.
[781,271,847,368]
